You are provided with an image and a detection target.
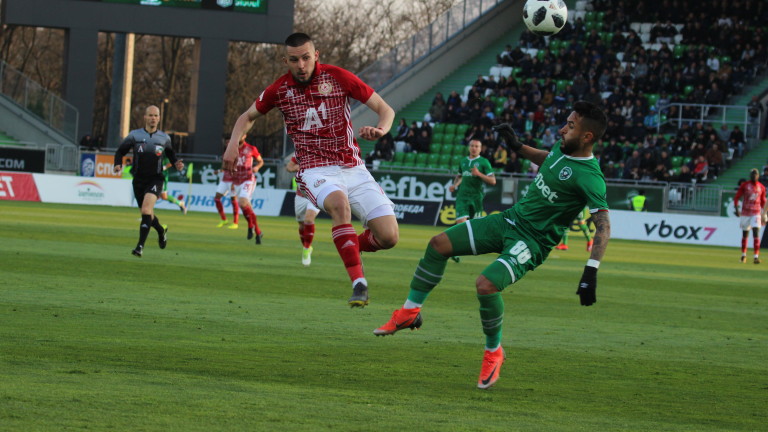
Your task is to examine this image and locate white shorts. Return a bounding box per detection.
[216,180,233,196]
[296,165,394,226]
[233,180,255,200]
[295,194,320,222]
[739,215,761,231]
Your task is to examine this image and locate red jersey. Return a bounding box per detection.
[231,142,261,185]
[255,62,374,170]
[734,180,766,216]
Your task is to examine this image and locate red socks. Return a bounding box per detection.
[358,229,382,252]
[332,224,363,282]
[300,223,315,248]
[242,206,260,234]
[214,197,226,220]
[742,237,748,254]
[232,198,240,224]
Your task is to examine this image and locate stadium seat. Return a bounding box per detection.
[454,145,468,156]
[429,143,442,154]
[415,152,429,166]
[402,152,416,166]
[440,144,454,155]
[393,152,406,163]
[455,124,469,136]
[378,161,393,170]
[646,93,660,108]
[683,85,694,96]
[450,154,463,168]
[444,123,458,135]
[438,153,452,167]
[432,123,446,134]
[520,159,531,174]
[671,156,683,168]
[432,132,444,144]
[427,153,440,166]
[443,133,457,145]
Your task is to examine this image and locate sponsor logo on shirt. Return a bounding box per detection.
[533,172,559,203]
[318,82,333,95]
[314,178,326,188]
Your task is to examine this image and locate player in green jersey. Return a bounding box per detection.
[555,207,593,251]
[161,156,187,214]
[448,139,496,262]
[374,101,611,389]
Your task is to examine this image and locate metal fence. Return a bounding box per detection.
[665,182,722,215]
[658,102,761,151]
[0,60,79,143]
[45,143,79,171]
[357,0,505,91]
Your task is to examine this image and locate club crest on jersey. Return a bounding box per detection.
[314,178,326,188]
[217,0,233,6]
[318,82,333,95]
[154,145,164,156]
[559,166,573,181]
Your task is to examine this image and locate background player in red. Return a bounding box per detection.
[223,32,398,307]
[734,168,767,263]
[213,163,241,229]
[229,133,265,244]
[287,154,320,266]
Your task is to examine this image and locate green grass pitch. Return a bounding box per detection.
[1,201,766,431]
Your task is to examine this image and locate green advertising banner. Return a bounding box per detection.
[175,158,281,189]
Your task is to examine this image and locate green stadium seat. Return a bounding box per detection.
[438,153,452,166]
[432,123,446,134]
[444,123,458,135]
[378,161,393,170]
[683,84,694,96]
[453,145,467,156]
[671,156,683,168]
[393,152,406,163]
[494,106,504,116]
[585,11,597,21]
[455,124,469,136]
[520,159,531,174]
[415,152,429,166]
[646,93,660,108]
[450,154,463,169]
[443,133,457,145]
[402,152,416,165]
[429,143,442,154]
[682,157,692,166]
[427,153,441,166]
[432,132,444,144]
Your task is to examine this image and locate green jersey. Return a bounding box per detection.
[457,155,494,199]
[511,143,608,248]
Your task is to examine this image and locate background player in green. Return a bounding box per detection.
[555,207,593,251]
[374,101,611,389]
[448,139,496,262]
[161,156,187,214]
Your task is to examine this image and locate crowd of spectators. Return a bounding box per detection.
[368,0,768,184]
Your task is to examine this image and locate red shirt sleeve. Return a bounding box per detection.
[325,64,374,103]
[254,80,281,115]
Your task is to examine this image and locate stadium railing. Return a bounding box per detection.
[0,60,79,143]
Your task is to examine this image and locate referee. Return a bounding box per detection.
[114,105,184,257]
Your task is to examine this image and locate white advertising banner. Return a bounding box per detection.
[609,209,749,247]
[156,182,287,217]
[33,174,134,206]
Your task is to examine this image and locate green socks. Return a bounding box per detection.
[406,244,448,305]
[478,292,504,349]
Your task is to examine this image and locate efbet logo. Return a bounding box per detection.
[532,172,559,203]
[644,220,716,241]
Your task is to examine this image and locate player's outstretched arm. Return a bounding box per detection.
[359,92,395,141]
[492,123,548,166]
[223,103,261,172]
[577,210,610,306]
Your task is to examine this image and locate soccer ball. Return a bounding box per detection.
[523,0,568,36]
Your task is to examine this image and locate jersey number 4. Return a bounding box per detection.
[300,102,328,130]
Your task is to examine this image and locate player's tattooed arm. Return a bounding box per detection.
[589,211,610,262]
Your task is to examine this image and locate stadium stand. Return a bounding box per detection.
[370,0,768,184]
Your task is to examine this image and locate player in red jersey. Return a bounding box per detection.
[214,162,241,229]
[223,32,398,307]
[734,168,767,264]
[229,134,265,244]
[287,154,320,266]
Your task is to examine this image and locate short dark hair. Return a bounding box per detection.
[573,100,608,141]
[285,32,312,47]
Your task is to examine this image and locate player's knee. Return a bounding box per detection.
[475,275,500,295]
[376,230,399,249]
[428,233,453,256]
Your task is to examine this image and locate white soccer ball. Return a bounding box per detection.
[523,0,568,36]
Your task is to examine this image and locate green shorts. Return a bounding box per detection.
[444,209,549,290]
[455,195,484,220]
